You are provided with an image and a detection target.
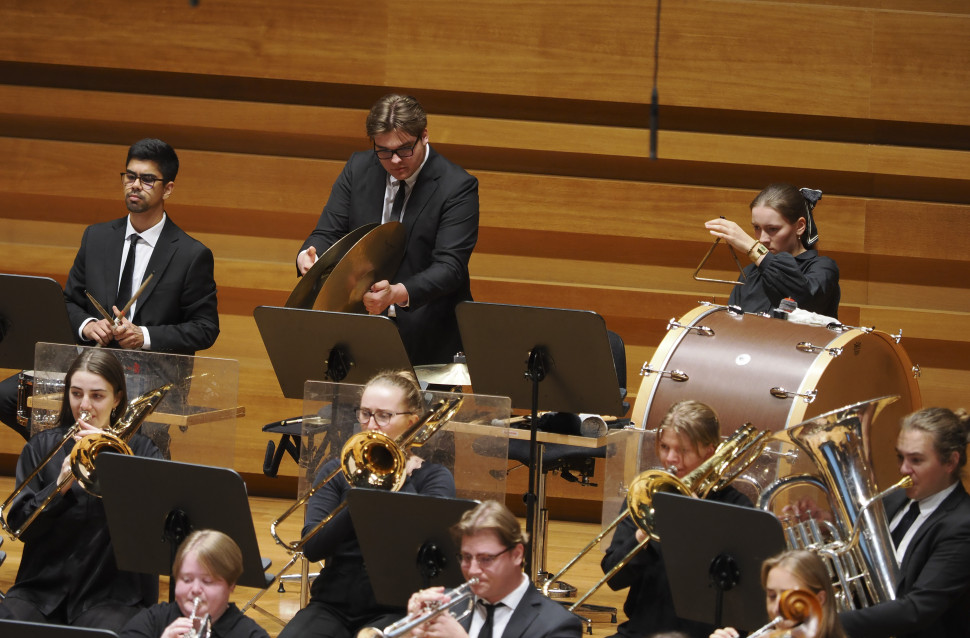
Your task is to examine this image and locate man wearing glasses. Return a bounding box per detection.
[296,94,479,366]
[64,138,219,354]
[0,138,219,439]
[404,500,583,638]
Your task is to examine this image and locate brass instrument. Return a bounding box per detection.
[545,423,770,610]
[356,578,479,638]
[186,596,213,638]
[0,381,172,539]
[270,397,464,553]
[758,395,910,610]
[748,589,823,638]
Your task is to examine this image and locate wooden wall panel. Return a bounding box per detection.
[0,0,968,508]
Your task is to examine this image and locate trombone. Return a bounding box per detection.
[0,381,173,540]
[544,424,769,611]
[270,396,463,553]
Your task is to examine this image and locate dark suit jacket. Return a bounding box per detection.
[300,147,479,365]
[459,584,583,638]
[64,215,219,355]
[839,481,970,638]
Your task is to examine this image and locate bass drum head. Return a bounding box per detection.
[632,305,920,490]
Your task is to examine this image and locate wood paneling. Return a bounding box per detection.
[0,0,968,514]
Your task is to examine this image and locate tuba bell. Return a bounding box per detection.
[758,395,910,610]
[545,423,770,610]
[0,381,173,539]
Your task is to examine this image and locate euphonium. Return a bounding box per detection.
[758,395,910,610]
[545,423,770,610]
[0,381,172,540]
[270,397,463,553]
[356,578,479,638]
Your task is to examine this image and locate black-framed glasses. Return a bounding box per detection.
[373,137,421,160]
[121,171,165,190]
[457,546,512,568]
[354,406,414,427]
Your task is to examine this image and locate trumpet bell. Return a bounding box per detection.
[71,431,134,495]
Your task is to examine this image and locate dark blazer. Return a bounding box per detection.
[64,215,219,355]
[459,584,583,638]
[839,481,970,638]
[300,147,479,366]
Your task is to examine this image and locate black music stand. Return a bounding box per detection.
[653,492,787,631]
[254,305,412,398]
[349,489,479,607]
[455,301,624,580]
[0,620,117,638]
[0,274,74,369]
[95,454,270,601]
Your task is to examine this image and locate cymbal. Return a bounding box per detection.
[314,222,407,313]
[286,223,378,309]
[414,363,471,387]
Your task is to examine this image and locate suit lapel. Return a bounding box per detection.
[134,217,180,320]
[899,483,967,588]
[402,148,440,236]
[102,218,128,306]
[500,586,540,638]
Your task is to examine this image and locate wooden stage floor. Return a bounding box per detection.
[0,477,628,637]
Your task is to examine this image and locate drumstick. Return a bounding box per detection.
[116,272,154,324]
[84,291,114,324]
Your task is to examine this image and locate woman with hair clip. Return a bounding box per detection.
[837,407,970,638]
[710,549,847,638]
[705,183,840,318]
[278,369,457,638]
[602,400,752,638]
[0,349,163,631]
[120,529,269,638]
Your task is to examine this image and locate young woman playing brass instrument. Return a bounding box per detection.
[710,549,847,638]
[120,529,268,638]
[0,349,163,631]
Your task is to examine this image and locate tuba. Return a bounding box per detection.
[758,395,910,610]
[0,381,173,539]
[545,423,770,610]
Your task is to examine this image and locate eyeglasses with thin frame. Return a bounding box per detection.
[121,171,165,190]
[354,406,414,428]
[457,546,512,568]
[373,137,422,160]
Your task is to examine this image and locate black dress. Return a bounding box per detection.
[729,249,840,318]
[601,486,752,638]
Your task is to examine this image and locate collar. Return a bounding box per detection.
[125,212,167,247]
[915,480,959,513]
[479,571,530,610]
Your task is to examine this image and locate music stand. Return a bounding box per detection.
[0,274,74,369]
[0,620,117,638]
[455,301,624,580]
[349,489,479,607]
[653,492,787,631]
[95,454,269,601]
[254,306,412,397]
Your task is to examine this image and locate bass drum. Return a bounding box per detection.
[631,304,921,490]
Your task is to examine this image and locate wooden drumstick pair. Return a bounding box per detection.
[84,272,154,344]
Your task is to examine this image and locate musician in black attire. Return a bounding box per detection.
[0,349,162,631]
[277,370,456,638]
[602,401,752,638]
[705,184,840,318]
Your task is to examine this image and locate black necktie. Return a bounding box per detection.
[115,233,140,313]
[891,500,920,547]
[389,180,407,222]
[479,602,500,638]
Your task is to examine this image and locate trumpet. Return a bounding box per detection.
[357,579,479,638]
[271,397,463,553]
[0,382,172,540]
[545,423,770,610]
[185,596,212,638]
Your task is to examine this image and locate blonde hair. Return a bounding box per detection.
[172,529,244,586]
[761,550,846,638]
[656,400,720,454]
[452,500,528,549]
[364,369,425,415]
